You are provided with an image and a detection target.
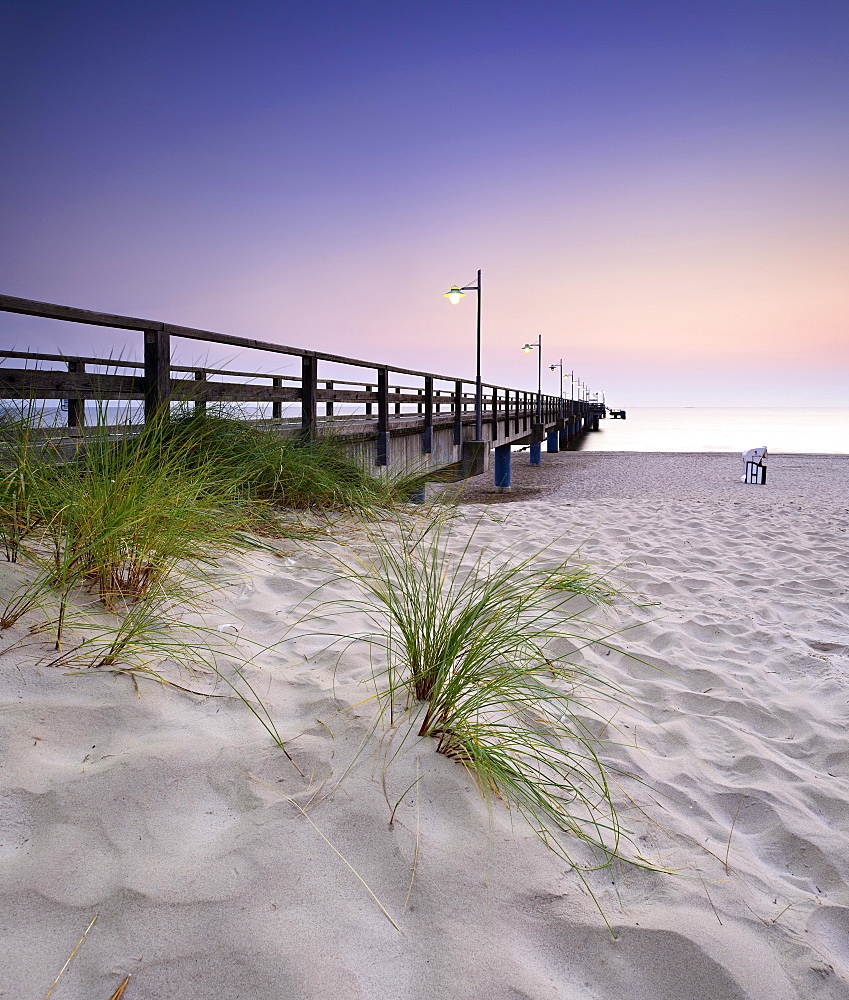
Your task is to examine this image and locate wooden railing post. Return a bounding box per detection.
[422,375,433,453]
[66,360,85,428]
[394,386,401,416]
[491,386,498,441]
[376,367,389,466]
[325,381,334,417]
[144,328,170,423]
[453,380,463,446]
[272,377,282,419]
[194,369,207,414]
[365,385,373,417]
[301,355,317,439]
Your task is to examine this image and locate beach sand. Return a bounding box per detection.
[2,452,849,999]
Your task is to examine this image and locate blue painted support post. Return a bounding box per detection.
[494,443,511,489]
[559,426,569,449]
[529,442,541,465]
[546,430,559,452]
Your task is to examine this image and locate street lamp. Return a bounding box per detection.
[549,359,564,399]
[444,269,482,441]
[521,335,542,422]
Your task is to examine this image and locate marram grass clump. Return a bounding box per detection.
[322,514,664,897]
[0,403,424,672]
[155,408,426,513]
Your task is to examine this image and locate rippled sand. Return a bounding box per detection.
[2,452,848,999]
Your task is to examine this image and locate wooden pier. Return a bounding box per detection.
[0,294,603,485]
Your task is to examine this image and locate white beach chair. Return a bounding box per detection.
[741,446,768,484]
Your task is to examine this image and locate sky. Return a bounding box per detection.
[1,0,848,406]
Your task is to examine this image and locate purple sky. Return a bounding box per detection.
[2,0,847,405]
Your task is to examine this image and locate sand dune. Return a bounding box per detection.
[1,453,848,999]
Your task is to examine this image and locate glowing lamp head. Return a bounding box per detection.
[444,286,465,305]
[522,344,533,353]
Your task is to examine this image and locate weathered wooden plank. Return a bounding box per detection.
[376,367,389,466]
[272,377,282,419]
[0,368,144,399]
[185,382,301,403]
[0,349,300,381]
[0,348,143,368]
[301,355,317,438]
[422,375,433,454]
[67,360,85,427]
[193,370,207,414]
[144,330,171,422]
[0,294,162,332]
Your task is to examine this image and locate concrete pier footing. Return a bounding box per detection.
[460,439,488,478]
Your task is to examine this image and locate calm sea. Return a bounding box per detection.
[581,408,849,454]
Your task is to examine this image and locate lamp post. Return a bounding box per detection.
[444,269,482,441]
[521,335,542,422]
[521,336,543,466]
[549,359,564,400]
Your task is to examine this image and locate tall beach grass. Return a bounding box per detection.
[321,513,662,889]
[0,402,425,706]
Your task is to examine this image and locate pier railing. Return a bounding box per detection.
[0,294,597,468]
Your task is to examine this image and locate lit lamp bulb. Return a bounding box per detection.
[522,344,533,353]
[444,286,465,305]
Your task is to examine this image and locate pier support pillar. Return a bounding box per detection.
[460,439,487,479]
[529,421,544,465]
[559,427,570,449]
[546,430,559,453]
[494,443,512,489]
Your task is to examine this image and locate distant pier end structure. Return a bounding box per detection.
[0,294,603,486]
